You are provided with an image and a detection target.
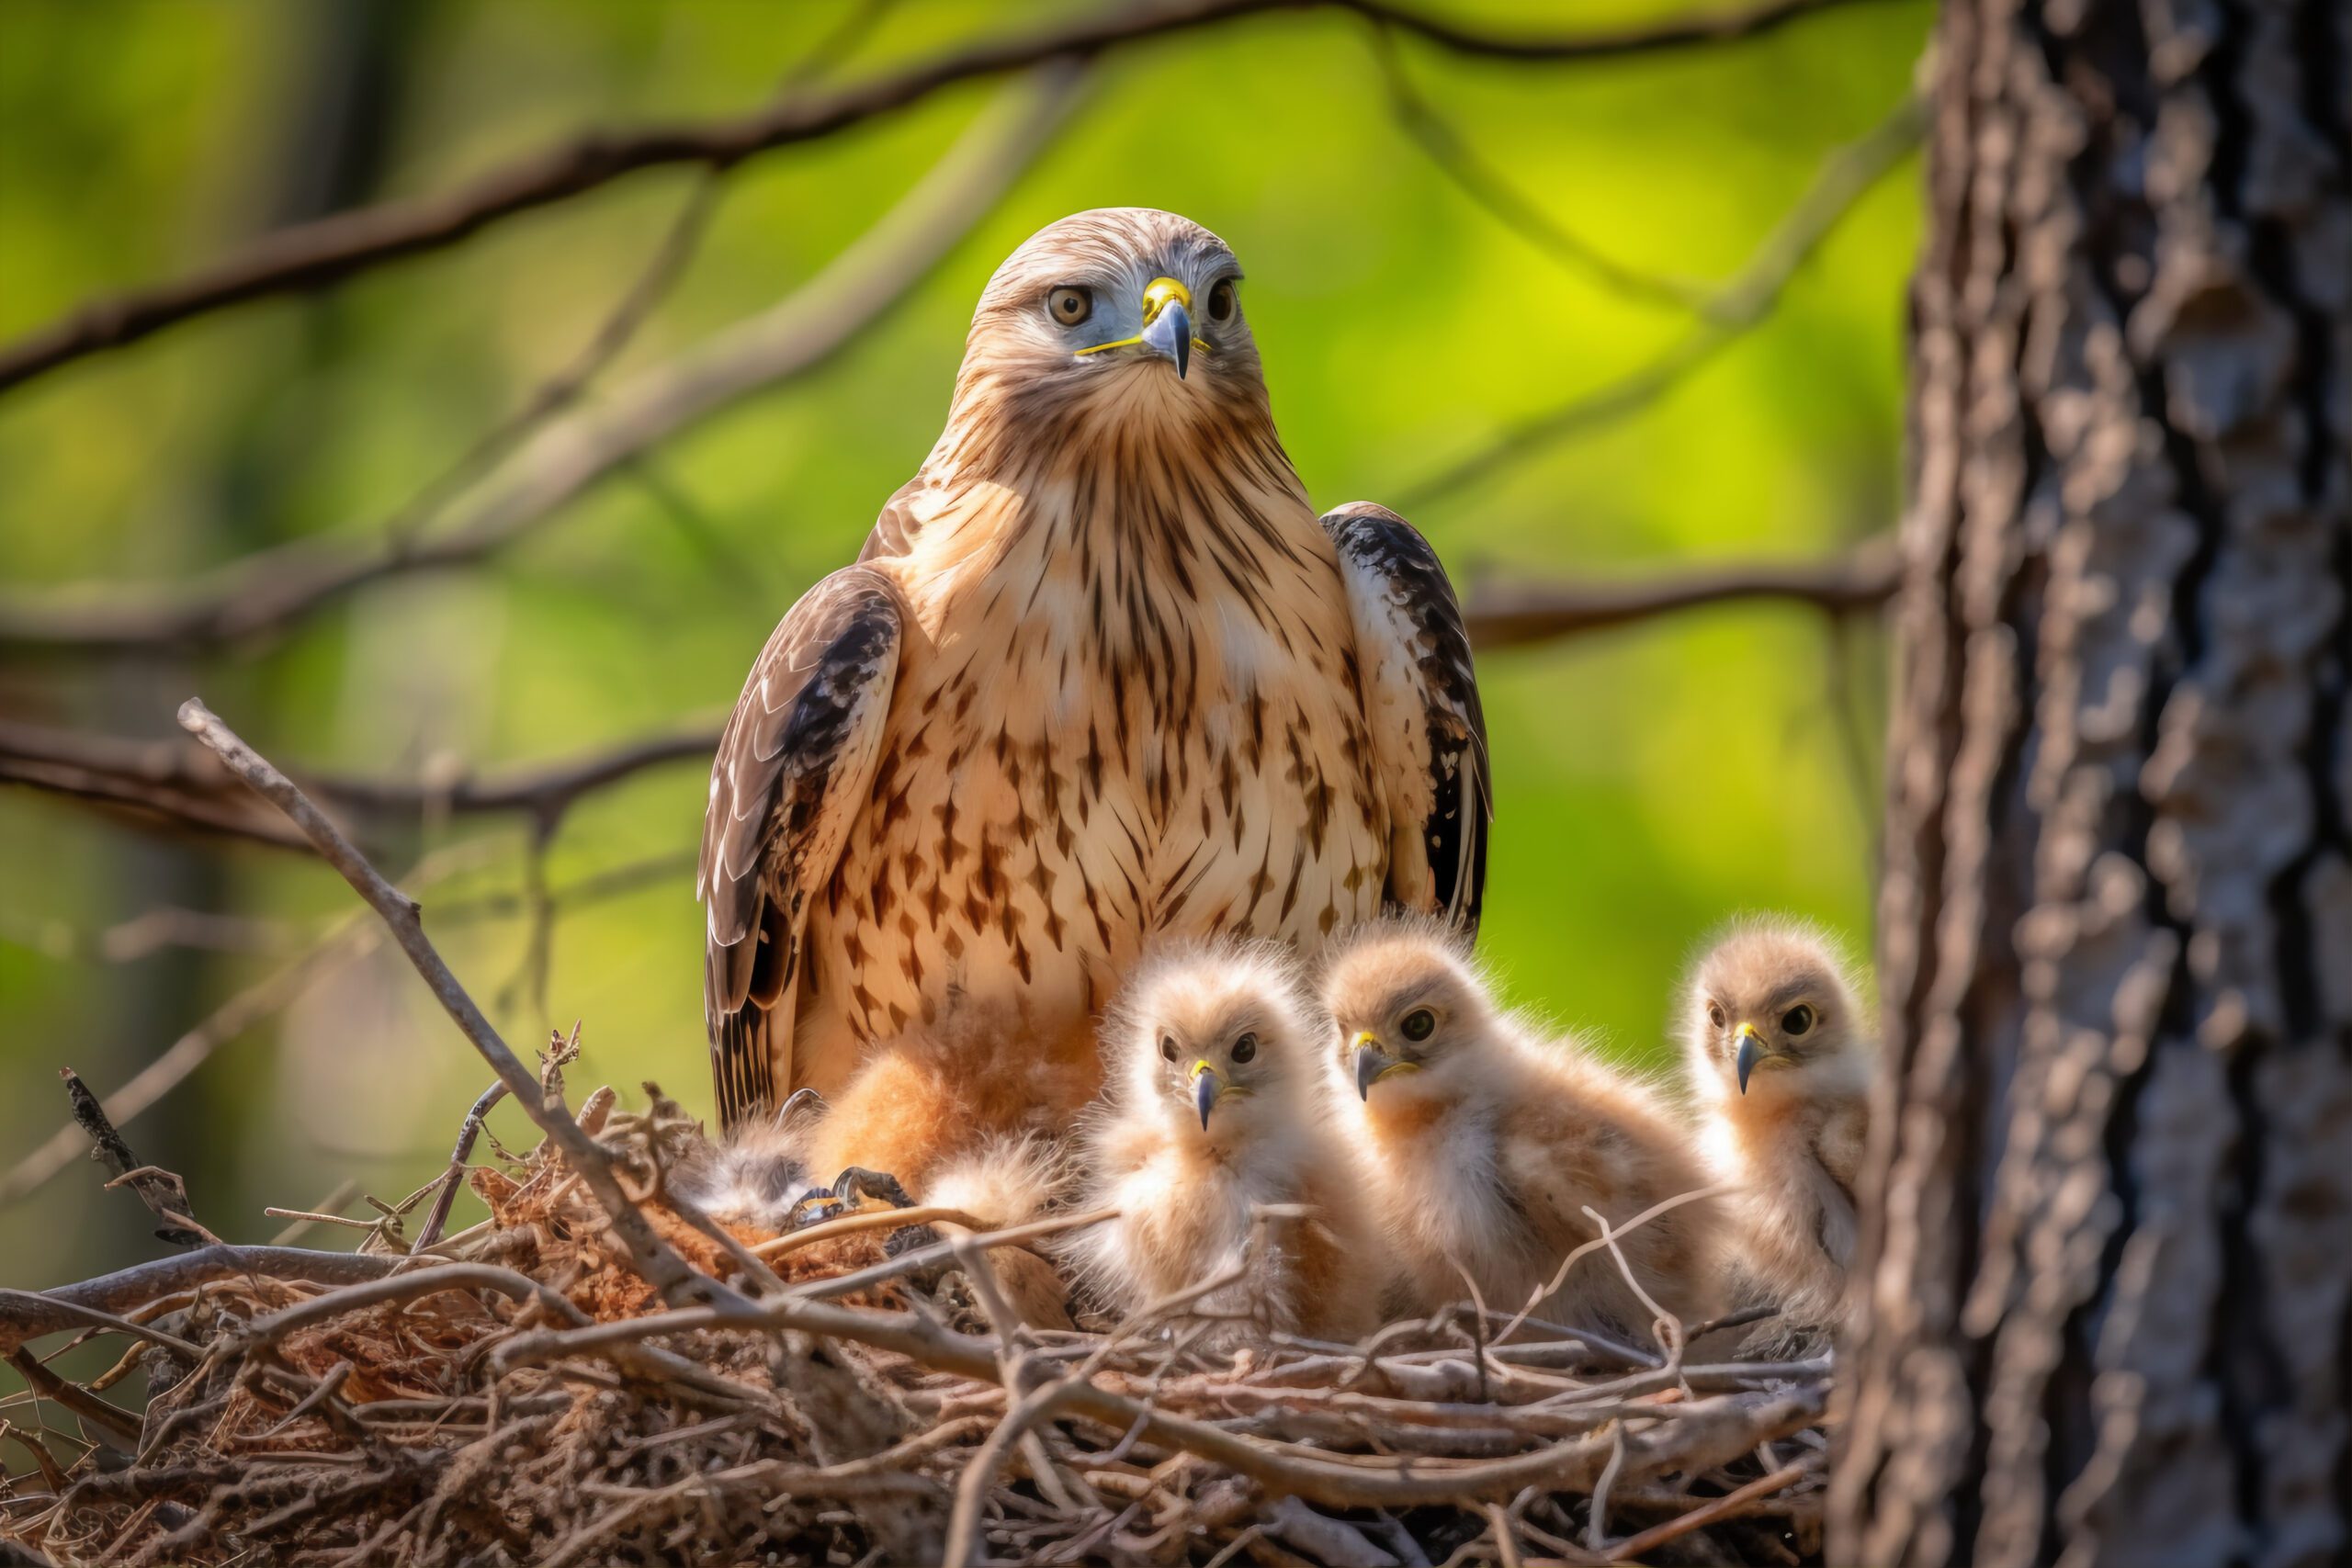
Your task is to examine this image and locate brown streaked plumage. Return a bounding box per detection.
[1678,917,1872,1352]
[1320,919,1723,1340]
[701,209,1489,1156]
[1065,942,1382,1348]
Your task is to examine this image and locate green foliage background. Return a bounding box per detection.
[0,0,1926,1294]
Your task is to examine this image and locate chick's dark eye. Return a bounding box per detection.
[1206,278,1237,322]
[1159,1033,1180,1063]
[1400,1009,1436,1043]
[1707,1002,1727,1031]
[1048,286,1093,326]
[1230,1032,1257,1063]
[1781,1004,1815,1037]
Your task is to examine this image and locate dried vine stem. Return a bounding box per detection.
[171,698,748,1317]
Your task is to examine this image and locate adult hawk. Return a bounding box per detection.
[700,208,1489,1140]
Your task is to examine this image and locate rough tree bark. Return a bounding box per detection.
[1835,1,2349,1565]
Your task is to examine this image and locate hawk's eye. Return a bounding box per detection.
[1400,1009,1436,1043]
[1230,1032,1258,1064]
[1781,1004,1815,1037]
[1206,278,1238,322]
[1707,1001,1728,1031]
[1047,286,1093,327]
[1159,1033,1180,1062]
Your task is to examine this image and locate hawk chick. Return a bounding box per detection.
[1322,920,1721,1341]
[1679,917,1872,1352]
[1067,942,1382,1349]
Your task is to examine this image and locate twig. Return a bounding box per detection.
[412,1082,510,1253]
[174,699,749,1316]
[55,1071,206,1249]
[1495,1182,1735,1347]
[0,1292,204,1360]
[0,841,503,1212]
[1582,1203,1685,1369]
[752,1204,987,1261]
[1463,536,1897,651]
[266,1179,359,1247]
[1601,1461,1815,1561]
[0,0,1903,391]
[377,178,719,558]
[1396,88,1927,511]
[1372,30,1709,312]
[1585,1424,1629,1552]
[4,1351,141,1448]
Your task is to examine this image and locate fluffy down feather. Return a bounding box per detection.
[1677,915,1873,1354]
[1066,941,1384,1349]
[1321,918,1724,1342]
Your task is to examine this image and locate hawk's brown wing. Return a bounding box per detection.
[700,565,903,1130]
[1324,502,1492,935]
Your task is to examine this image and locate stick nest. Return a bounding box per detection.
[4,1082,1832,1567]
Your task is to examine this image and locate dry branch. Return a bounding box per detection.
[0,0,1904,393]
[1466,535,1896,651]
[0,537,1894,860]
[171,699,748,1318]
[55,1071,207,1251]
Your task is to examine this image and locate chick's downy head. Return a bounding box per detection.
[1681,917,1866,1096]
[1104,942,1312,1142]
[1317,920,1497,1104]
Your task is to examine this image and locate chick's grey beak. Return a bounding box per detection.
[1354,1043,1392,1101]
[1142,299,1191,379]
[1193,1066,1221,1129]
[1736,1030,1765,1095]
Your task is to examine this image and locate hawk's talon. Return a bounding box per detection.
[774,1087,827,1127]
[831,1167,916,1211]
[885,1223,943,1258]
[790,1186,848,1228]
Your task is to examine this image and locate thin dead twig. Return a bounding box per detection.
[1398,88,1928,511]
[56,1071,206,1249]
[1601,1459,1816,1561]
[413,1082,510,1253]
[0,840,506,1213]
[174,698,748,1317]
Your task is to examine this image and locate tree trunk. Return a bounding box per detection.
[1835,1,2350,1565]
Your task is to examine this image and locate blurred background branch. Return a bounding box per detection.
[0,69,1088,658]
[0,0,1896,391]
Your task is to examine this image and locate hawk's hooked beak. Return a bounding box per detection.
[1076,276,1205,378]
[1191,1059,1222,1129]
[1735,1022,1768,1095]
[1140,276,1193,379]
[1352,1032,1418,1100]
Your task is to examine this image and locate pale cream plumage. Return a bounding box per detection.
[1678,917,1872,1351]
[1066,942,1382,1348]
[1320,920,1722,1341]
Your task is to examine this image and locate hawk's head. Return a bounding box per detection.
[1679,918,1868,1100]
[955,208,1268,432]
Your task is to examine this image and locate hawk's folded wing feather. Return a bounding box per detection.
[1324,502,1492,934]
[699,566,903,1130]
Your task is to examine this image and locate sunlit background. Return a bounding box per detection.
[0,0,1926,1294]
